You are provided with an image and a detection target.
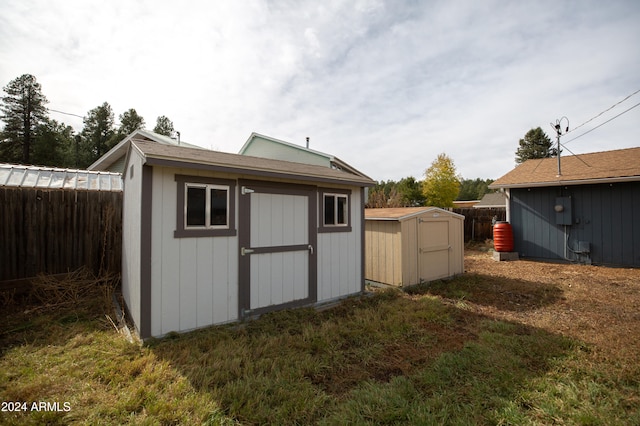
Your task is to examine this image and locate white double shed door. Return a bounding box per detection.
[238,180,317,318]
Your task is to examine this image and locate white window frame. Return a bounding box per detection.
[184,183,230,230]
[323,192,349,227]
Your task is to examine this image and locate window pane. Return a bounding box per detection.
[210,188,228,226]
[324,195,335,225]
[337,196,347,224]
[186,187,206,226]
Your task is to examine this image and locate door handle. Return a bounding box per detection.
[308,245,314,255]
[241,247,255,256]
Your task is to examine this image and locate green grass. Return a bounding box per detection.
[1,278,638,425]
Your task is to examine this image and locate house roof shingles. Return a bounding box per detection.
[474,192,506,208]
[490,147,640,189]
[132,139,375,187]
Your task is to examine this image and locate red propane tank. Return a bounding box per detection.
[493,222,514,252]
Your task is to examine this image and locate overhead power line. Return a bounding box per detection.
[48,108,84,118]
[48,107,144,128]
[563,100,640,144]
[567,88,640,134]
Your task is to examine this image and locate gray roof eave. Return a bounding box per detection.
[489,175,640,189]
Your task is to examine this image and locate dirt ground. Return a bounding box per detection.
[460,249,640,365]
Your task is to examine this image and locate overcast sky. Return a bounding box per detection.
[1,0,639,181]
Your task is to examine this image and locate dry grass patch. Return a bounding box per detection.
[462,250,640,366]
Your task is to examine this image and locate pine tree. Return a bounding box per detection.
[118,108,145,136]
[515,127,555,164]
[153,115,175,137]
[397,176,425,206]
[107,108,146,147]
[32,119,76,167]
[457,178,495,201]
[81,102,115,162]
[0,74,49,164]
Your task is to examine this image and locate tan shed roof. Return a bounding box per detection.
[490,147,640,188]
[131,139,375,187]
[365,207,464,221]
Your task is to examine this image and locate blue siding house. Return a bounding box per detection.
[490,147,640,267]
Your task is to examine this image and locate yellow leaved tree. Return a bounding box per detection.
[422,153,461,208]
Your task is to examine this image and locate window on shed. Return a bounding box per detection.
[210,188,228,226]
[337,195,347,224]
[319,190,351,232]
[174,175,236,238]
[186,186,206,226]
[185,184,229,229]
[324,194,335,225]
[323,193,348,226]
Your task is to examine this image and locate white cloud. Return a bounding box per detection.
[1,0,639,181]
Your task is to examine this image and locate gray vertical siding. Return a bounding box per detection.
[510,181,640,267]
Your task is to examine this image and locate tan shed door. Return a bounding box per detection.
[238,181,317,318]
[418,218,450,282]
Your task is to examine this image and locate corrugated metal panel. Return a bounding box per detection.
[0,164,122,191]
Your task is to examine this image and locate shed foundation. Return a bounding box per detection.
[492,251,519,261]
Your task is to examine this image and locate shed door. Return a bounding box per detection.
[418,218,450,282]
[238,181,317,318]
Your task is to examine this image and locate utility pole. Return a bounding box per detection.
[555,129,561,176]
[551,117,569,177]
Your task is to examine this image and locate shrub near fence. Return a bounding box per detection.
[0,187,122,281]
[452,208,506,242]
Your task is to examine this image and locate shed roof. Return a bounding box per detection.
[365,207,464,221]
[131,139,375,187]
[490,147,640,189]
[0,163,122,191]
[89,129,205,172]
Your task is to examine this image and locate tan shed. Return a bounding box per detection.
[365,207,464,286]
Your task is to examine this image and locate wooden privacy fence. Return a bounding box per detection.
[0,187,122,281]
[452,208,506,242]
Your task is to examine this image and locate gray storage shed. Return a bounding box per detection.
[365,207,464,286]
[121,138,374,339]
